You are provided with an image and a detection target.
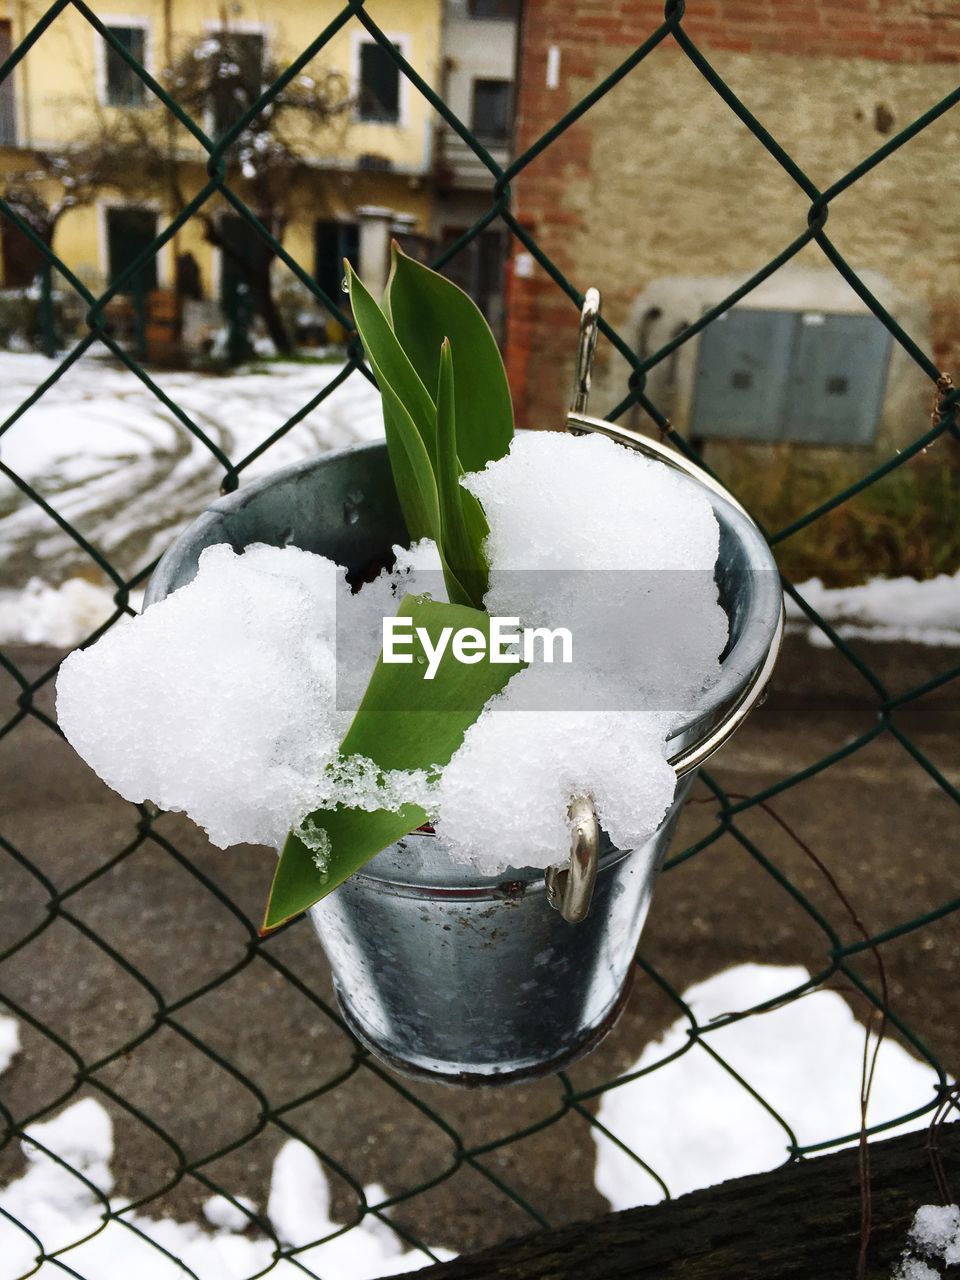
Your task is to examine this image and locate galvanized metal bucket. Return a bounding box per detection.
[146,424,783,1086]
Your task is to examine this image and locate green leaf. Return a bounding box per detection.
[459,483,491,592]
[380,383,441,548]
[435,338,488,610]
[385,244,514,475]
[346,261,437,463]
[346,263,440,544]
[263,596,524,930]
[264,802,428,937]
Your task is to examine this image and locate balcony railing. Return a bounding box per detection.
[434,124,510,191]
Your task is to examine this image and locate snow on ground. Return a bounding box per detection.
[0,578,144,647]
[0,997,446,1279]
[0,1074,453,1279]
[0,967,947,1277]
[593,964,943,1211]
[0,1013,19,1073]
[0,351,383,603]
[788,572,960,647]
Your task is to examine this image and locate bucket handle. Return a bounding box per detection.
[544,292,784,924]
[545,797,599,924]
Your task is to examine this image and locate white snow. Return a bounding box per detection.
[434,679,680,871]
[0,1013,19,1073]
[266,1143,447,1276]
[55,541,436,850]
[466,431,727,703]
[0,355,382,488]
[909,1204,960,1264]
[435,431,727,871]
[1,1098,114,1266]
[894,1203,960,1278]
[468,431,721,572]
[0,578,143,647]
[789,572,960,648]
[0,1090,452,1279]
[896,1260,942,1280]
[0,973,948,1278]
[0,352,383,600]
[202,1194,257,1232]
[57,543,344,848]
[592,964,943,1210]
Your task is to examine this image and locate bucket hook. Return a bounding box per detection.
[569,288,601,422]
[546,795,600,924]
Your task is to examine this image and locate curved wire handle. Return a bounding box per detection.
[546,290,784,923]
[545,797,599,924]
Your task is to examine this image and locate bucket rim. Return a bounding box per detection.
[334,827,635,900]
[145,438,390,609]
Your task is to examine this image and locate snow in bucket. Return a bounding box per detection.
[56,429,727,876]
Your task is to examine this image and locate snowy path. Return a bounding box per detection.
[0,353,383,589]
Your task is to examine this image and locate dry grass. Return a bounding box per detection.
[713,442,960,586]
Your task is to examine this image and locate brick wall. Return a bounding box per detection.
[676,1,960,63]
[506,0,960,435]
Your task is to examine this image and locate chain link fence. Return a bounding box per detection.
[1,0,959,1274]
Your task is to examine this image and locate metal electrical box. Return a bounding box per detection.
[689,308,892,446]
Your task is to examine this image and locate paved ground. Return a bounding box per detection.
[1,633,958,1259]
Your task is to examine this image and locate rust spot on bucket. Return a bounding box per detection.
[495,880,526,900]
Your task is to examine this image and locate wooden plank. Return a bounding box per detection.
[409,1121,958,1280]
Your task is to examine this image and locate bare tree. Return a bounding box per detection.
[163,32,352,352]
[3,143,135,270]
[2,31,351,352]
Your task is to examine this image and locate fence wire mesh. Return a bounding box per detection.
[1,0,959,1274]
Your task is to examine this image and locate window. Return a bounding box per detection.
[437,225,507,342]
[358,40,400,123]
[314,220,359,301]
[472,79,512,143]
[218,213,270,312]
[103,25,146,107]
[467,0,519,18]
[106,208,158,293]
[209,31,265,138]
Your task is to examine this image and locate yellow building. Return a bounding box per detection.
[0,0,444,341]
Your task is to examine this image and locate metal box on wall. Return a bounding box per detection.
[689,308,893,446]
